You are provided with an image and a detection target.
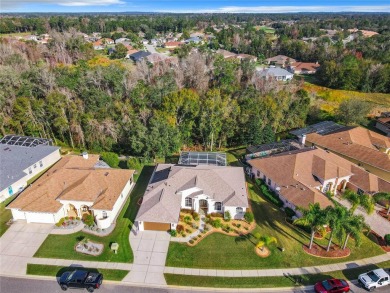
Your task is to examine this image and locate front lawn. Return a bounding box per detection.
[165,182,384,269]
[165,260,390,288]
[27,264,129,281]
[33,165,155,263]
[0,195,17,237]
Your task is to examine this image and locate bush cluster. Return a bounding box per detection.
[385,234,390,246]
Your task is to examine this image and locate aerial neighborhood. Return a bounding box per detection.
[0,9,390,293]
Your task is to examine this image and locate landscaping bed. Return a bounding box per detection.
[27,264,128,281]
[174,210,201,238]
[303,243,351,258]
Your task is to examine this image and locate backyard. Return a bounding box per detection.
[165,153,385,269]
[33,164,155,263]
[0,195,16,237]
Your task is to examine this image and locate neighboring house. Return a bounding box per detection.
[150,39,158,46]
[304,126,390,181]
[102,38,114,45]
[163,41,183,49]
[248,147,390,214]
[129,51,152,62]
[7,154,135,229]
[0,135,61,203]
[257,67,294,81]
[375,117,390,137]
[93,40,105,50]
[135,164,249,231]
[125,49,139,59]
[245,139,305,161]
[185,37,202,44]
[348,28,379,38]
[216,49,237,59]
[24,35,38,41]
[141,39,149,45]
[264,55,296,67]
[236,54,257,62]
[289,62,320,74]
[145,53,169,64]
[115,37,129,44]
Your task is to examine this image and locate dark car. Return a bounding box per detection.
[314,279,350,293]
[59,269,103,292]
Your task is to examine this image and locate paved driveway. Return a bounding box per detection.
[0,220,52,275]
[124,230,170,285]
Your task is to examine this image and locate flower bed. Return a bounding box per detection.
[75,239,104,256]
[302,243,350,258]
[175,210,201,238]
[54,217,81,229]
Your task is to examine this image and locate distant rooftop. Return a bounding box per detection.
[0,134,53,147]
[178,151,227,166]
[290,121,345,137]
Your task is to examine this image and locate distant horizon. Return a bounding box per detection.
[2,1,390,13]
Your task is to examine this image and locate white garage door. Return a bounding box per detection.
[25,212,55,224]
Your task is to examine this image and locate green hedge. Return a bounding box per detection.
[385,234,390,246]
[256,181,283,207]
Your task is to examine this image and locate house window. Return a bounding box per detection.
[39,160,43,167]
[257,171,260,177]
[121,193,123,198]
[82,206,88,212]
[267,178,271,186]
[357,188,364,195]
[102,211,107,219]
[28,167,32,174]
[264,175,267,182]
[236,207,244,213]
[33,164,37,168]
[8,186,13,195]
[214,202,222,211]
[185,197,192,207]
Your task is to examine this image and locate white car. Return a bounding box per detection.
[358,269,390,291]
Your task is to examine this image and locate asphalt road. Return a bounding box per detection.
[0,276,389,293]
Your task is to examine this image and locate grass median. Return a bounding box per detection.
[27,264,128,281]
[165,260,390,288]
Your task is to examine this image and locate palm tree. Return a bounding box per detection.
[341,213,370,250]
[325,205,349,252]
[373,192,390,215]
[342,189,375,215]
[256,235,278,252]
[294,203,327,249]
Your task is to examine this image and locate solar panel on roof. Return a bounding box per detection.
[0,135,52,147]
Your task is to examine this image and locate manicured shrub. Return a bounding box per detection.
[198,234,202,238]
[232,222,237,227]
[76,217,80,221]
[170,230,177,237]
[101,152,119,168]
[185,229,191,234]
[176,224,184,233]
[181,233,186,237]
[385,234,390,246]
[65,216,69,221]
[192,212,200,221]
[244,212,254,223]
[83,214,95,227]
[285,207,296,218]
[236,223,241,228]
[189,240,194,244]
[223,225,232,233]
[260,184,283,207]
[224,211,231,222]
[55,218,65,227]
[184,215,192,224]
[211,219,222,228]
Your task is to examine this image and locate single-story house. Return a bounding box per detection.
[163,41,183,49]
[129,51,152,63]
[236,54,257,62]
[135,164,249,231]
[248,147,390,213]
[216,49,237,59]
[304,126,390,181]
[375,117,390,137]
[264,55,296,67]
[0,135,60,203]
[257,67,294,81]
[289,62,320,74]
[7,154,135,229]
[185,37,202,44]
[145,53,169,64]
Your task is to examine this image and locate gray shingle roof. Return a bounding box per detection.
[258,67,293,77]
[0,143,59,192]
[136,164,248,224]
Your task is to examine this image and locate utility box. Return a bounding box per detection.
[111,242,119,254]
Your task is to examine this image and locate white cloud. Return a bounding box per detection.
[1,0,125,10]
[157,5,390,13]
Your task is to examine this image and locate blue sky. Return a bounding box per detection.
[2,0,390,13]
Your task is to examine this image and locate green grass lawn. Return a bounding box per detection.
[166,181,384,269]
[27,264,128,281]
[33,165,155,263]
[0,195,17,237]
[165,260,390,288]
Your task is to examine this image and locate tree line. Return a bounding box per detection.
[0,33,310,158]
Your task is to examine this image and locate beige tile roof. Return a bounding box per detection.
[306,126,390,172]
[136,164,248,224]
[8,155,134,213]
[248,147,390,209]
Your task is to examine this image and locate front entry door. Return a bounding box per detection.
[199,199,208,213]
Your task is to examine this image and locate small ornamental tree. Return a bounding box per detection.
[83,214,95,227]
[224,211,231,222]
[101,152,120,168]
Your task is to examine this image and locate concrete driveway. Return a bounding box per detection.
[0,220,53,275]
[124,230,170,285]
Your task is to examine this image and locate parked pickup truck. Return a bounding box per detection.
[358,268,390,291]
[59,269,103,292]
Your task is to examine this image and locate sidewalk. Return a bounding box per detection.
[164,253,390,277]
